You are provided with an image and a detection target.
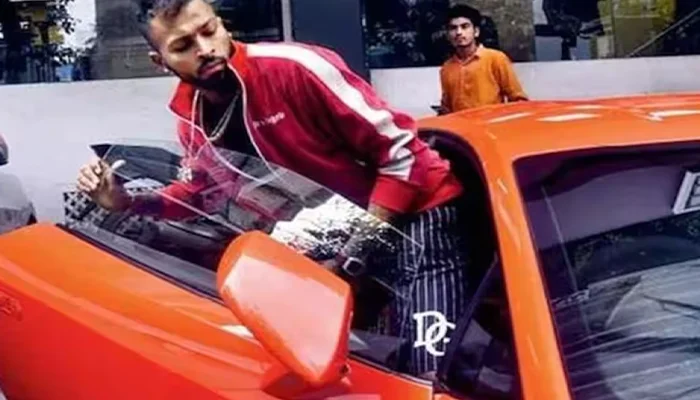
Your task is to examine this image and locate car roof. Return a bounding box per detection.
[418,93,700,161]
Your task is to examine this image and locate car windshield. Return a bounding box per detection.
[516,141,700,400]
[61,139,424,369]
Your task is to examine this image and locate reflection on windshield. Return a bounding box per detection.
[517,144,700,400]
[94,141,419,267]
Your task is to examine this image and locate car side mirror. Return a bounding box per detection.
[0,140,8,166]
[216,231,353,392]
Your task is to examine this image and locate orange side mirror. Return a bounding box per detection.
[216,232,353,388]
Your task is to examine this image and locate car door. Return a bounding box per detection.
[0,140,418,400]
[0,222,282,400]
[0,138,491,400]
[0,214,449,400]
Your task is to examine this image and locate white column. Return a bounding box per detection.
[281,0,294,41]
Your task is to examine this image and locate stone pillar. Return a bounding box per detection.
[290,0,369,79]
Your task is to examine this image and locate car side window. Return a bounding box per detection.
[62,141,439,375]
[437,260,521,399]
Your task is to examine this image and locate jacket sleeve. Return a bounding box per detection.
[131,183,199,220]
[296,46,433,213]
[136,179,205,220]
[440,67,452,114]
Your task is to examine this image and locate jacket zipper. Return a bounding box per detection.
[227,62,276,174]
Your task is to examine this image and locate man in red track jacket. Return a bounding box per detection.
[77,0,469,376]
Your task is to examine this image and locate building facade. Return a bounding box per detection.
[88,0,283,80]
[0,0,65,84]
[0,0,699,84]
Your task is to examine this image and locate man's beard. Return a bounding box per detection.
[194,68,235,91]
[170,60,237,91]
[455,39,475,49]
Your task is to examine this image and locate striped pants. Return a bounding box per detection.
[374,199,471,375]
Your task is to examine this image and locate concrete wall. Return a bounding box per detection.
[2,55,700,222]
[0,77,177,222]
[371,54,700,117]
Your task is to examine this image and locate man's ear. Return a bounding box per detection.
[474,27,481,39]
[149,51,169,73]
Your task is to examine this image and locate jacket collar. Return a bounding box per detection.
[168,40,249,120]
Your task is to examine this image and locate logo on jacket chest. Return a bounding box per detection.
[252,112,286,129]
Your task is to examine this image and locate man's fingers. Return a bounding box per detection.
[77,157,124,198]
[77,182,92,194]
[77,182,93,194]
[85,156,111,176]
[79,168,101,187]
[90,156,104,168]
[81,159,115,185]
[77,176,97,192]
[91,163,102,176]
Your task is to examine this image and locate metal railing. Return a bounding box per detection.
[626,6,700,57]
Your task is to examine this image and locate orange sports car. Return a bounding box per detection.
[2,93,700,400]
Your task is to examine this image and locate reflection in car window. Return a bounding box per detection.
[516,142,700,399]
[0,0,283,84]
[62,140,425,373]
[442,263,520,399]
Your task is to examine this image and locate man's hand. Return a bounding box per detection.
[76,157,132,212]
[317,204,397,281]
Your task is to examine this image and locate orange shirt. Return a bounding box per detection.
[440,45,528,113]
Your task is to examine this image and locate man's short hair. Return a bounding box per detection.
[135,0,188,26]
[447,5,482,29]
[134,0,214,39]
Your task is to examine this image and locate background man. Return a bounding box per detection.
[440,5,528,114]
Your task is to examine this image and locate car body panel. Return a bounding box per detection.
[416,93,700,400]
[418,119,571,400]
[420,93,700,160]
[0,224,444,399]
[0,224,275,399]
